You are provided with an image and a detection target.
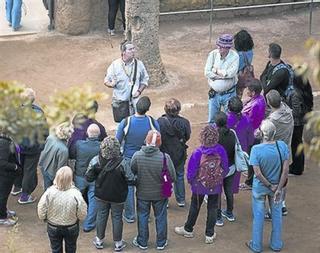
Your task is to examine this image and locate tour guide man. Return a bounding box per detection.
[104,41,149,122]
[205,34,239,123]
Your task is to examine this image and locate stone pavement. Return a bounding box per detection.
[0,0,48,37]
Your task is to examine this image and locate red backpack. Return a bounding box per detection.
[197,153,224,192]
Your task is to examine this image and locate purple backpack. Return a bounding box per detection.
[197,153,223,193]
[161,153,173,198]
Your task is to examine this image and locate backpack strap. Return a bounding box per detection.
[123,116,132,137]
[147,115,156,131]
[129,59,138,103]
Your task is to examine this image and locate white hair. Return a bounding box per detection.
[260,119,276,142]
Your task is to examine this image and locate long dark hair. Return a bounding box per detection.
[234,30,254,52]
[215,112,229,136]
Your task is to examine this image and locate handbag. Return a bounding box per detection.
[237,52,254,89]
[161,153,173,198]
[111,59,138,123]
[230,129,249,172]
[275,141,288,187]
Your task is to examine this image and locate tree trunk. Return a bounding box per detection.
[55,0,91,35]
[126,0,167,86]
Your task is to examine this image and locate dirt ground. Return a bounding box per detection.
[1,7,320,253]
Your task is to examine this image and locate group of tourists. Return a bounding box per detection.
[0,30,314,253]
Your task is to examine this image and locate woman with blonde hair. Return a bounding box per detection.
[38,122,73,190]
[38,166,87,253]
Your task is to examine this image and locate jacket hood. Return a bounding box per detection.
[198,145,221,155]
[141,145,160,156]
[269,102,293,124]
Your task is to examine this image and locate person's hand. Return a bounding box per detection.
[132,90,141,98]
[274,189,282,204]
[270,184,278,193]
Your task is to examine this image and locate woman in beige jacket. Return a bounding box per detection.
[38,166,87,253]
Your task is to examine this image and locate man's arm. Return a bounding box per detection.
[253,165,277,192]
[204,51,218,80]
[133,62,149,98]
[115,119,126,144]
[218,54,239,78]
[103,62,117,88]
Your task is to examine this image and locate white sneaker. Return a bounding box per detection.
[93,236,104,249]
[205,233,216,244]
[108,28,115,36]
[174,226,194,238]
[156,240,168,250]
[0,218,17,226]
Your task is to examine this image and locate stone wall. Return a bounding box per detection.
[55,0,310,35]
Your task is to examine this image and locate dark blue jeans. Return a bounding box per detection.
[136,198,168,248]
[47,222,79,253]
[184,194,219,237]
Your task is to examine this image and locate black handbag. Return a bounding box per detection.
[111,59,137,123]
[112,100,130,123]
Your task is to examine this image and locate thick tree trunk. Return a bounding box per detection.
[55,0,91,35]
[126,0,167,86]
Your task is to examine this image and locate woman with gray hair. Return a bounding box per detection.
[246,119,289,253]
[38,166,87,253]
[38,123,73,190]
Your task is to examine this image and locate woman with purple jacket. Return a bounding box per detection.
[241,79,266,189]
[174,125,228,244]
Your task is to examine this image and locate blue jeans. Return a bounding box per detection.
[47,222,79,253]
[75,176,97,231]
[251,190,283,252]
[136,198,168,248]
[174,163,185,203]
[5,0,22,29]
[124,185,135,220]
[208,89,236,123]
[95,199,124,241]
[123,157,136,220]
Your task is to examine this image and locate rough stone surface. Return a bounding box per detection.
[55,0,307,35]
[126,0,167,86]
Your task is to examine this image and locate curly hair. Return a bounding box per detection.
[234,30,254,52]
[199,124,219,147]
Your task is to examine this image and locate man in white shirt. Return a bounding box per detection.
[104,41,149,122]
[205,34,239,123]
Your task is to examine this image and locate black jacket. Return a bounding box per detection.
[85,155,133,203]
[157,114,191,169]
[0,135,21,178]
[260,61,290,97]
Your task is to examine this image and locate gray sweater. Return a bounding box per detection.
[131,146,176,201]
[38,134,68,178]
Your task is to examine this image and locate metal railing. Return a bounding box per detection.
[160,0,319,40]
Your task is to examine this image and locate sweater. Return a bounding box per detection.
[187,144,228,195]
[131,146,176,200]
[38,134,69,178]
[242,94,266,131]
[74,138,100,177]
[37,185,87,226]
